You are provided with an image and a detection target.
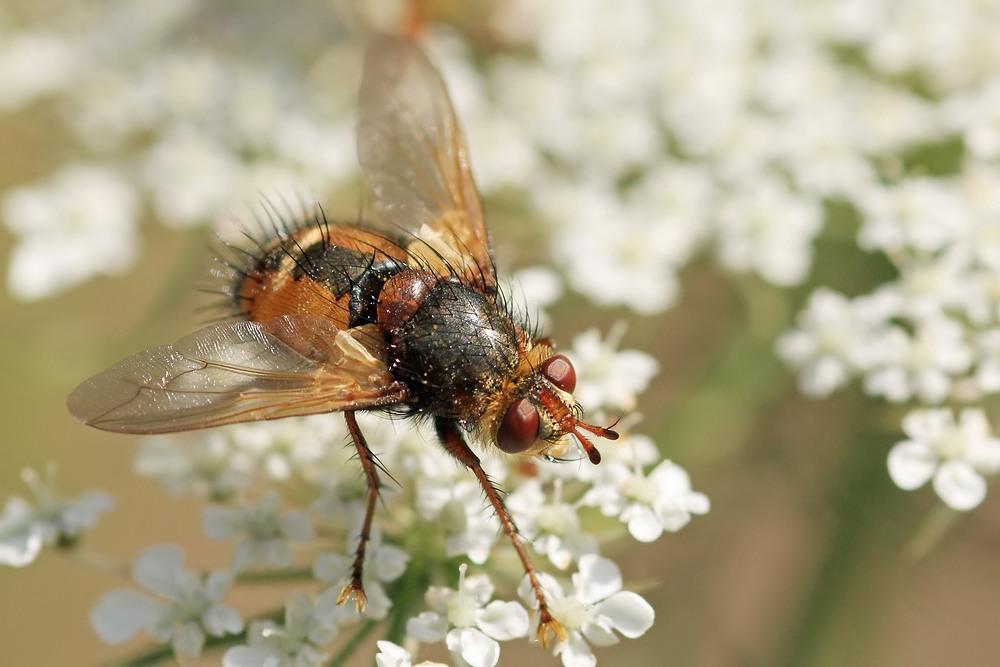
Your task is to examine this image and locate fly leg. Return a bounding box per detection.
[436,417,566,647]
[336,411,381,612]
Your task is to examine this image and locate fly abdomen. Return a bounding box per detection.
[235,223,409,330]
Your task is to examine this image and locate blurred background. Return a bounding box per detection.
[3,1,1000,665]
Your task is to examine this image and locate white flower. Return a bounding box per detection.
[141,125,246,228]
[566,324,659,413]
[519,555,654,667]
[584,460,709,542]
[415,476,501,565]
[0,467,112,567]
[855,178,969,256]
[863,316,973,404]
[134,432,253,499]
[888,408,1000,510]
[776,288,896,397]
[0,30,77,109]
[506,480,596,569]
[202,492,314,573]
[222,592,339,667]
[2,164,138,300]
[313,526,409,622]
[713,176,823,287]
[90,544,243,661]
[543,178,687,314]
[226,414,346,483]
[407,565,529,667]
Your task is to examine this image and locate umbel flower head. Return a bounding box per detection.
[90,545,243,661]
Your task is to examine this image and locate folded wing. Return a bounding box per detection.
[67,315,408,434]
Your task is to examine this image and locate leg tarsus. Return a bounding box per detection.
[339,411,381,614]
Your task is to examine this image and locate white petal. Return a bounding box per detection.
[573,555,622,604]
[313,551,349,583]
[461,573,496,602]
[90,589,166,643]
[579,619,619,647]
[202,604,243,636]
[406,611,448,642]
[649,460,691,491]
[553,632,596,667]
[933,461,987,510]
[202,505,244,540]
[360,579,393,620]
[447,627,500,667]
[686,491,711,515]
[654,505,692,533]
[279,511,315,541]
[370,542,410,582]
[887,441,937,490]
[61,491,113,534]
[375,640,412,667]
[592,591,654,638]
[476,600,529,640]
[204,570,234,600]
[518,571,563,607]
[132,544,186,597]
[621,504,663,543]
[0,497,43,567]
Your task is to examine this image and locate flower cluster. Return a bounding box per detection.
[8,0,1000,662]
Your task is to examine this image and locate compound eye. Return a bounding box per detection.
[542,354,576,393]
[497,398,539,454]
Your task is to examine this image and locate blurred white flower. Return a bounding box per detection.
[134,432,253,499]
[2,164,138,300]
[202,492,314,573]
[863,316,973,404]
[0,467,111,567]
[855,178,970,256]
[566,325,659,413]
[546,181,684,314]
[416,478,501,565]
[777,289,896,397]
[0,30,77,109]
[222,592,339,667]
[888,408,1000,510]
[507,480,596,569]
[142,126,245,228]
[713,176,823,287]
[90,544,242,661]
[226,414,346,482]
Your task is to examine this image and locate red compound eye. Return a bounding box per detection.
[497,398,539,454]
[542,354,576,393]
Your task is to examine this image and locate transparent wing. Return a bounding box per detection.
[67,315,408,434]
[358,34,495,292]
